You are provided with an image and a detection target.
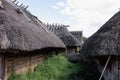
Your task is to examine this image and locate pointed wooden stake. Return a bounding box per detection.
[25,5,29,10]
[12,0,17,3]
[15,1,19,5]
[19,3,23,7]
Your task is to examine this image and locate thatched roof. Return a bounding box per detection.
[70,31,83,45]
[45,24,81,47]
[81,11,120,56]
[0,0,65,53]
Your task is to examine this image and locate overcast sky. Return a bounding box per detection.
[17,0,120,37]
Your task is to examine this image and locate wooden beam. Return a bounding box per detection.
[99,55,111,80]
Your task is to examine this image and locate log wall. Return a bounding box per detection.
[4,53,45,80]
[67,47,80,54]
[0,55,4,80]
[67,48,76,54]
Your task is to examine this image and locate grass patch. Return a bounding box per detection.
[9,54,81,80]
[9,54,100,80]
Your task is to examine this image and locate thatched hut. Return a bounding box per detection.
[45,24,81,54]
[70,31,84,45]
[0,0,65,80]
[81,11,120,80]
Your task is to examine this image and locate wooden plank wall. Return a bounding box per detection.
[97,57,119,80]
[67,48,76,54]
[67,47,80,54]
[0,55,4,80]
[4,53,44,80]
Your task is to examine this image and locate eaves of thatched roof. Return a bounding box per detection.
[0,0,65,53]
[81,11,120,57]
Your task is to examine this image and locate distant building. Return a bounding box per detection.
[70,31,84,45]
[45,23,82,54]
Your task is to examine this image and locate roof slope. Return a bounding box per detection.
[81,11,120,56]
[70,31,83,45]
[0,0,65,53]
[46,24,81,47]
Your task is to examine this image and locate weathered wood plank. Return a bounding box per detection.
[0,56,3,79]
[111,57,118,80]
[4,54,45,79]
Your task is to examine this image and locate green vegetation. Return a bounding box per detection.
[9,54,100,80]
[83,36,87,42]
[9,54,81,80]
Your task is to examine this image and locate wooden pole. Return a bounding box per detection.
[98,55,111,80]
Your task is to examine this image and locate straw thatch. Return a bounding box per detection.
[0,0,65,53]
[81,11,120,56]
[45,24,81,48]
[70,31,83,45]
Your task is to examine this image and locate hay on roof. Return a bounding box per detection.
[0,0,65,54]
[81,11,120,57]
[45,24,81,48]
[70,31,83,45]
